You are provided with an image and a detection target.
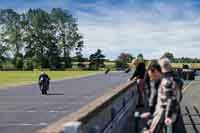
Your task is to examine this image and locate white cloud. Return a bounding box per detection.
[74,1,200,59]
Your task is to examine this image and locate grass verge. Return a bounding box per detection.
[0,71,101,88]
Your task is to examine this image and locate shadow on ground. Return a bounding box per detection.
[47,93,65,96]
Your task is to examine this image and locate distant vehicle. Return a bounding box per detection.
[182,64,195,80]
[183,64,191,69]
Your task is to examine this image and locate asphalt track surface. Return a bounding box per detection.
[0,72,132,133]
[181,77,200,133]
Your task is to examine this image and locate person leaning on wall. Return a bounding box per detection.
[128,57,146,107]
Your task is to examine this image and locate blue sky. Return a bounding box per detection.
[1,0,200,59]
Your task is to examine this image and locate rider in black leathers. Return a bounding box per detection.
[38,72,50,90]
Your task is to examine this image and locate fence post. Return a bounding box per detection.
[134,111,140,133]
[61,121,82,133]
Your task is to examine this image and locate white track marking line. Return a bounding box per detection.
[27,110,37,112]
[0,110,69,113]
[183,81,193,93]
[0,123,48,127]
[0,102,83,105]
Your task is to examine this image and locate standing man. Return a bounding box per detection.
[145,61,162,115]
[141,60,162,130]
[149,58,184,133]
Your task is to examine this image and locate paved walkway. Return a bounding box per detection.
[181,79,200,133]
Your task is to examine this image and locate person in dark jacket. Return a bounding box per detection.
[147,61,162,114]
[128,58,146,106]
[148,58,184,133]
[129,59,146,80]
[38,72,50,90]
[141,61,162,122]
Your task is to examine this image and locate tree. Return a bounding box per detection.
[0,8,84,70]
[75,41,84,62]
[116,53,134,70]
[0,44,8,68]
[0,28,9,68]
[89,49,105,70]
[137,53,144,59]
[23,9,53,68]
[74,40,85,69]
[50,8,84,68]
[23,57,33,70]
[162,52,174,61]
[0,9,24,69]
[47,41,62,70]
[14,54,23,69]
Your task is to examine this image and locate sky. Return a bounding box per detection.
[1,0,200,59]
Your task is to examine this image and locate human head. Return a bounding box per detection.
[147,60,162,80]
[159,57,172,73]
[41,71,45,75]
[132,59,139,66]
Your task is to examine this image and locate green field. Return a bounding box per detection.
[0,71,100,88]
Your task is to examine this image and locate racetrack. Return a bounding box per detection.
[0,72,132,133]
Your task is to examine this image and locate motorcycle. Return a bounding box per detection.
[39,77,49,95]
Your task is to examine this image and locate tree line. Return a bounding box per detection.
[0,8,84,70]
[115,52,200,70]
[0,8,199,71]
[162,52,200,63]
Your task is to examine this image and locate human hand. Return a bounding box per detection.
[141,112,151,119]
[165,117,173,126]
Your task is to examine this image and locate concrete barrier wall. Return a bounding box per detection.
[38,80,138,133]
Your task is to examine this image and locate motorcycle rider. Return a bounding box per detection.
[38,72,50,90]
